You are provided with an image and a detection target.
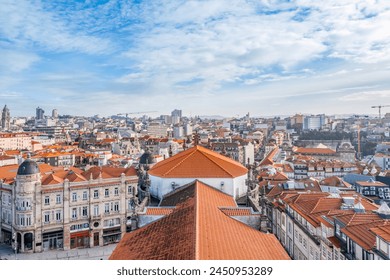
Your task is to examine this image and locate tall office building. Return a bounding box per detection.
[36,107,45,120]
[171,109,182,118]
[52,109,58,118]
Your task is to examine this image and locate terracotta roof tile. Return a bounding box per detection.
[42,174,64,185]
[149,145,247,178]
[327,236,341,248]
[294,147,336,155]
[144,207,175,216]
[336,213,382,226]
[110,181,289,260]
[370,224,390,242]
[0,164,19,184]
[219,208,259,216]
[341,220,386,250]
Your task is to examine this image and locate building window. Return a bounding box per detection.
[83,191,88,201]
[303,239,307,249]
[114,187,119,196]
[56,194,62,204]
[44,212,50,223]
[17,214,25,226]
[26,214,31,226]
[93,205,99,217]
[335,224,341,235]
[56,211,62,222]
[128,185,133,195]
[105,189,109,197]
[72,208,77,219]
[93,190,99,199]
[44,196,50,205]
[114,202,119,212]
[72,192,77,202]
[104,203,110,213]
[82,206,88,217]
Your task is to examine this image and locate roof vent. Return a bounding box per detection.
[377,201,390,219]
[342,197,355,206]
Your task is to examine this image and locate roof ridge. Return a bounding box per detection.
[198,148,238,177]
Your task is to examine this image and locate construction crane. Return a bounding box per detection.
[117,111,157,127]
[371,105,390,123]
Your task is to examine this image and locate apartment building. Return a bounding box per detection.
[0,157,139,253]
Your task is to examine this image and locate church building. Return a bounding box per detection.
[148,145,248,200]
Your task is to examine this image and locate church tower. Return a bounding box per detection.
[1,105,10,131]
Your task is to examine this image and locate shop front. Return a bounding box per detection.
[102,227,121,245]
[70,230,90,249]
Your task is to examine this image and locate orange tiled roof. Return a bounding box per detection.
[0,164,19,184]
[355,181,387,187]
[327,236,341,248]
[4,150,21,156]
[342,220,386,251]
[336,213,382,226]
[148,145,248,178]
[145,207,175,216]
[370,224,390,242]
[110,181,289,260]
[219,208,260,216]
[82,166,137,180]
[294,147,336,155]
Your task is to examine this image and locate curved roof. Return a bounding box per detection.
[148,145,247,178]
[17,158,39,175]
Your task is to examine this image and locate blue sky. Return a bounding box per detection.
[1,0,390,118]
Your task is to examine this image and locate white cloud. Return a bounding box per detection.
[338,90,390,101]
[0,50,40,72]
[0,0,111,54]
[117,0,390,97]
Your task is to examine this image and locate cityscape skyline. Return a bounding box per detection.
[1,1,390,118]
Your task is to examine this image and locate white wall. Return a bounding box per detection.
[150,174,247,199]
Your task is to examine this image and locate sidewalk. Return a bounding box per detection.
[0,243,116,260]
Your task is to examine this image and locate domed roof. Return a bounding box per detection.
[17,158,39,175]
[139,149,156,165]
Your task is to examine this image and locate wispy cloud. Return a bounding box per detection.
[0,50,40,72]
[0,0,112,54]
[338,90,390,101]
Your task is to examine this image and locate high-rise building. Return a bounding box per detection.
[171,109,182,118]
[303,114,325,130]
[1,105,10,131]
[36,107,45,120]
[52,109,58,118]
